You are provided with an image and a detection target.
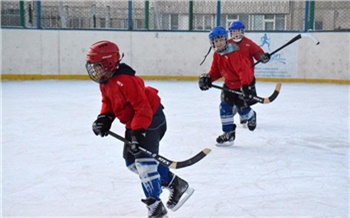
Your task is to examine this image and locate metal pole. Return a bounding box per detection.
[189,0,193,30]
[20,0,25,27]
[128,0,133,30]
[216,0,221,26]
[304,0,310,31]
[36,1,41,29]
[145,0,149,30]
[309,1,315,30]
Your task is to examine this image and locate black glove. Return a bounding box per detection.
[260,52,270,63]
[92,114,114,137]
[241,85,255,100]
[199,73,212,91]
[130,129,147,155]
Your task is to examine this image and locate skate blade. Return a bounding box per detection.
[170,187,195,212]
[215,141,234,147]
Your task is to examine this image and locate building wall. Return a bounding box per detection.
[1,29,349,83]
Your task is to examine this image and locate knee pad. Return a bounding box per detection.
[125,160,138,175]
[135,158,162,198]
[135,158,160,182]
[238,107,255,120]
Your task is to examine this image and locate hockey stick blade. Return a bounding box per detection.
[108,130,211,169]
[211,83,282,104]
[301,33,320,45]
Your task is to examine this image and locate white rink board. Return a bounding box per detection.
[1,29,349,80]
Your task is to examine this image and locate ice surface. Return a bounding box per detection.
[2,80,349,217]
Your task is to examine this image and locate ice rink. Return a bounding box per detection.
[2,80,349,217]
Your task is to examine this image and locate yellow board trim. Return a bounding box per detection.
[1,74,349,84]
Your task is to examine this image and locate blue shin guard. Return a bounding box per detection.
[219,102,235,132]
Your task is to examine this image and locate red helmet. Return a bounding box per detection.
[85,40,121,84]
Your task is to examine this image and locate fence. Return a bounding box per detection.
[1,0,350,32]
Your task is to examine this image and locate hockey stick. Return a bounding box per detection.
[211,83,282,104]
[108,130,211,169]
[254,33,320,66]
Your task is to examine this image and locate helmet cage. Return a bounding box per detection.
[86,61,114,84]
[210,36,228,53]
[230,29,244,42]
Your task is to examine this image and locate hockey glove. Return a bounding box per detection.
[130,129,147,155]
[92,113,114,137]
[199,73,212,91]
[241,85,255,100]
[260,52,271,63]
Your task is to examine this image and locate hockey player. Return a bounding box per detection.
[198,27,257,146]
[228,20,270,124]
[86,40,194,217]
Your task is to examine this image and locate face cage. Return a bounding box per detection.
[85,62,112,84]
[230,29,244,42]
[211,36,228,53]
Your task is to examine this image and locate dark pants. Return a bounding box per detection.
[123,104,167,161]
[221,77,257,109]
[122,105,172,198]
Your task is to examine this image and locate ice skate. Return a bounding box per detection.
[141,197,168,218]
[216,130,235,147]
[247,111,257,131]
[163,172,194,211]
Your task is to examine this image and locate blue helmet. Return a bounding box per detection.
[229,20,245,42]
[208,26,228,41]
[208,26,228,52]
[229,20,245,31]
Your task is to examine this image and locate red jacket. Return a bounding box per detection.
[207,43,254,90]
[229,37,265,67]
[99,71,161,130]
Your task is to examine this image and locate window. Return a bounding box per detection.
[194,15,214,30]
[194,15,204,30]
[178,15,188,30]
[100,18,106,28]
[240,15,249,29]
[70,17,84,28]
[134,19,144,29]
[160,14,178,30]
[1,9,20,26]
[111,18,127,29]
[315,21,323,30]
[276,15,285,30]
[226,14,238,29]
[162,14,170,29]
[42,16,61,28]
[171,14,178,30]
[252,14,286,31]
[225,14,249,30]
[253,15,264,30]
[264,14,275,30]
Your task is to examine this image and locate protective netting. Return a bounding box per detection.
[2,0,349,31]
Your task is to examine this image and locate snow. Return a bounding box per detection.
[2,80,349,217]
